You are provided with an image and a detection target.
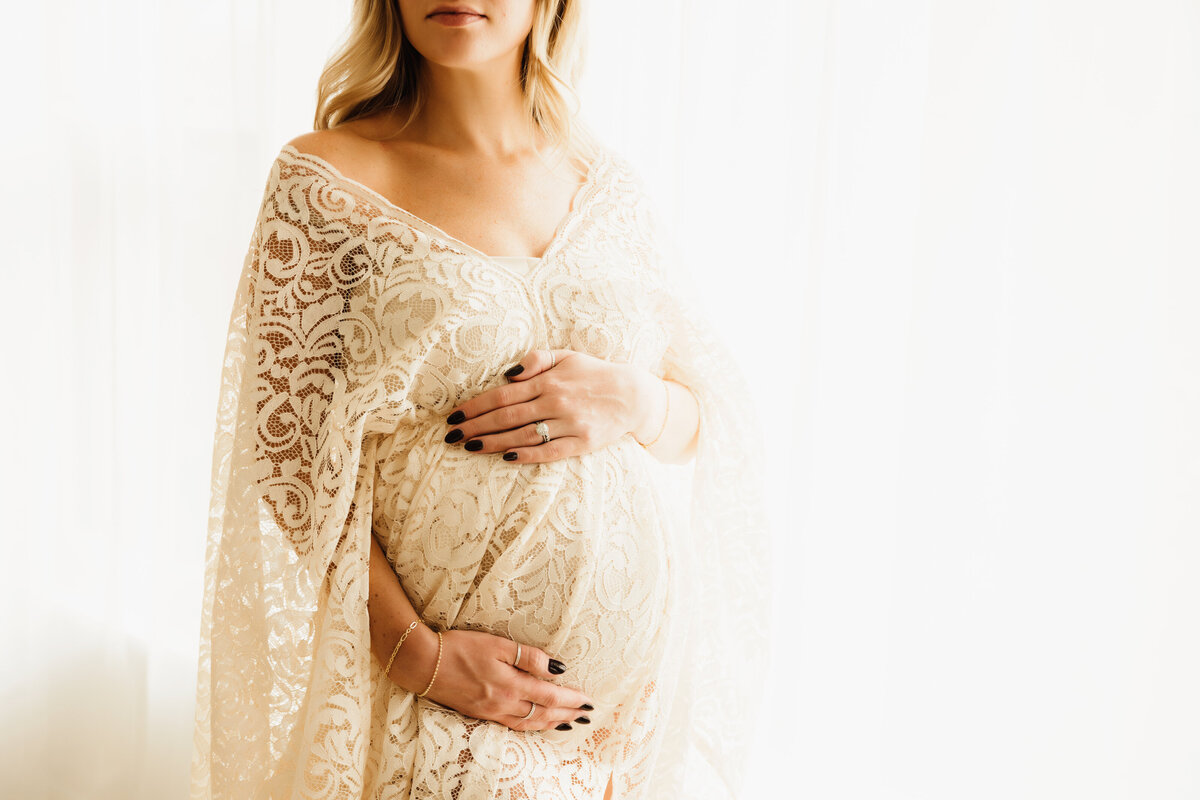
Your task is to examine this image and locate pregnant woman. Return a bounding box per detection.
[189,1,768,798]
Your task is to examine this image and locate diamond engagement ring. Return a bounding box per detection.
[535,421,551,443]
[521,701,537,721]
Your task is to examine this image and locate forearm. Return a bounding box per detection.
[367,531,440,693]
[629,369,700,464]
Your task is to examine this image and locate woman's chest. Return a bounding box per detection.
[338,144,590,261]
[345,213,671,413]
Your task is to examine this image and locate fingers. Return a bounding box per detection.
[503,674,595,733]
[519,674,593,721]
[512,640,567,680]
[429,628,597,734]
[446,379,541,430]
[500,641,594,732]
[464,421,587,461]
[447,398,554,449]
[502,696,594,733]
[425,632,594,733]
[473,421,554,454]
[501,436,584,463]
[502,348,573,381]
[441,347,585,463]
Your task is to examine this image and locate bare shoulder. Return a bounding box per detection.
[284,113,427,191]
[285,123,374,175]
[285,129,342,159]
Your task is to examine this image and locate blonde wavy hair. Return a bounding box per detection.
[314,0,593,160]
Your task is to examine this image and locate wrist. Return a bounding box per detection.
[629,368,668,445]
[388,622,441,693]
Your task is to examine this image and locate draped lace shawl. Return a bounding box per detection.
[188,145,770,799]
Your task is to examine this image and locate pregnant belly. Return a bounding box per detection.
[378,435,673,707]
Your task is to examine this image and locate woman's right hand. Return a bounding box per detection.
[394,626,595,733]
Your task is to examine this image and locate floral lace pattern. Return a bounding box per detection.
[189,143,769,799]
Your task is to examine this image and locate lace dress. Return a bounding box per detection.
[189,144,769,799]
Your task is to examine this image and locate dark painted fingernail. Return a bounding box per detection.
[446,410,465,425]
[555,723,572,731]
[444,429,464,444]
[502,451,518,461]
[580,703,594,711]
[464,439,483,451]
[574,716,590,724]
[548,659,566,675]
[504,364,524,378]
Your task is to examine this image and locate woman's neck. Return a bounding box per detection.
[411,59,536,159]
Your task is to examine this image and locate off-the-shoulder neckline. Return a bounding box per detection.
[277,143,611,284]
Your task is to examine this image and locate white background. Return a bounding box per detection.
[1,1,1197,798]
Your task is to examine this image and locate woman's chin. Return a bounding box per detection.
[420,50,520,78]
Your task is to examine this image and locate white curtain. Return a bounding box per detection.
[2,1,1196,798]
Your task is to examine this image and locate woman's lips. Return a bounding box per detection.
[429,11,485,26]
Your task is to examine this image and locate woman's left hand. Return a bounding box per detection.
[443,348,659,463]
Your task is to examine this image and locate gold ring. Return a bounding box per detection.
[521,701,537,721]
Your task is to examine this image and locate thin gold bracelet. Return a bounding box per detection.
[636,378,671,448]
[417,629,444,698]
[382,620,419,681]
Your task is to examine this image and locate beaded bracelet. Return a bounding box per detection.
[635,378,671,448]
[417,629,444,698]
[382,619,419,681]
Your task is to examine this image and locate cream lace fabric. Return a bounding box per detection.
[189,143,769,799]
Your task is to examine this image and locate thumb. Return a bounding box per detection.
[504,348,570,381]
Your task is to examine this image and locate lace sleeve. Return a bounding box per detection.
[190,151,380,798]
[632,178,773,798]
